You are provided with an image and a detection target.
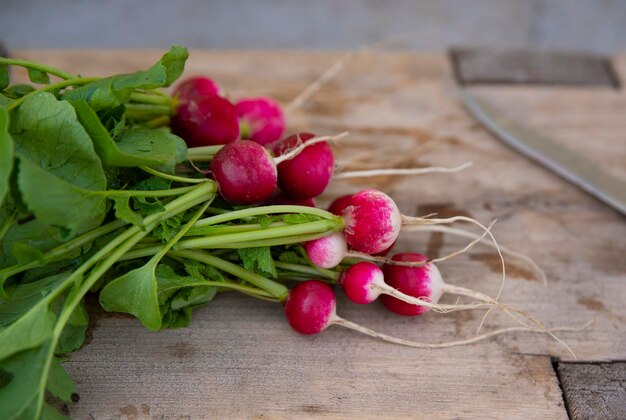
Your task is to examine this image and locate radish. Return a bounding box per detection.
[380,254,446,315]
[339,260,483,314]
[236,97,285,145]
[209,140,277,204]
[327,194,354,216]
[328,193,395,256]
[342,189,402,255]
[209,133,345,204]
[304,232,348,269]
[174,76,223,102]
[283,280,580,350]
[284,280,336,334]
[273,132,335,199]
[171,95,240,147]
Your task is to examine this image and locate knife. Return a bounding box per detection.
[461,92,626,215]
[451,48,626,216]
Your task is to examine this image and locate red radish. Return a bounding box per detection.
[284,280,335,334]
[171,95,240,147]
[304,232,348,269]
[174,76,223,102]
[209,140,277,204]
[209,133,344,204]
[273,133,335,199]
[327,194,353,215]
[342,189,401,255]
[283,280,570,350]
[236,97,286,145]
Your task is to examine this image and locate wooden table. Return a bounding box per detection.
[13,50,626,419]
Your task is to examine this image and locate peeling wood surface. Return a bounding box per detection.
[13,50,626,418]
[558,362,626,420]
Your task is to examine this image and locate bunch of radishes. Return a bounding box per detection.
[165,75,577,351]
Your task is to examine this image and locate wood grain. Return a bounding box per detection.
[558,362,626,419]
[11,49,626,419]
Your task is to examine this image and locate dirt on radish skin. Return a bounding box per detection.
[171,94,240,147]
[273,132,335,199]
[209,140,277,204]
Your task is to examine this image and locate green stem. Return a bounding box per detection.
[121,219,340,260]
[182,219,340,249]
[172,249,288,299]
[33,183,212,418]
[5,77,100,111]
[0,57,77,80]
[129,92,173,107]
[144,115,171,128]
[0,210,16,243]
[186,146,225,161]
[159,277,276,300]
[0,219,127,281]
[45,182,216,304]
[140,166,208,184]
[193,205,340,228]
[186,221,288,236]
[154,201,211,261]
[274,261,340,282]
[104,185,198,198]
[125,103,172,117]
[220,231,333,248]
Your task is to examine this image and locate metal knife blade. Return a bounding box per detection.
[461,91,626,216]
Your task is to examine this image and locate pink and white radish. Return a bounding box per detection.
[327,194,395,257]
[236,97,286,145]
[304,232,348,269]
[283,280,579,349]
[342,189,402,255]
[339,259,484,314]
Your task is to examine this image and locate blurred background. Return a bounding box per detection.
[1,0,625,53]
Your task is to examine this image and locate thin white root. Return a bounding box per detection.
[333,162,473,180]
[335,139,441,171]
[375,283,494,314]
[273,132,349,164]
[402,214,507,333]
[345,219,493,268]
[401,224,548,286]
[442,284,577,355]
[332,316,593,353]
[285,51,357,114]
[284,32,421,114]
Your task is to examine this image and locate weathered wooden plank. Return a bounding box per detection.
[558,362,626,420]
[10,49,626,418]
